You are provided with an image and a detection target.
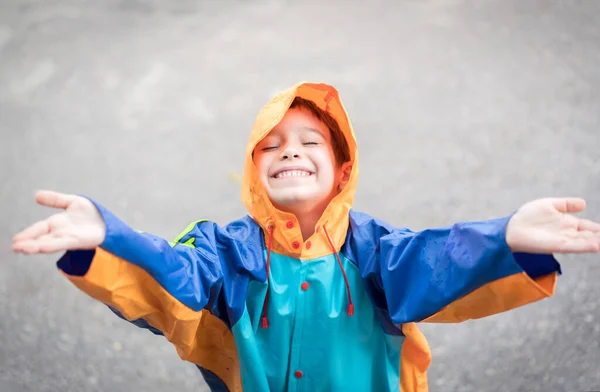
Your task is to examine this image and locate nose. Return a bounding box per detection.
[280,146,300,160]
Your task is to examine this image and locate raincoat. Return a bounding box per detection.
[57,82,561,392]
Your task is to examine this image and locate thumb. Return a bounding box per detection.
[550,197,586,214]
[35,190,77,210]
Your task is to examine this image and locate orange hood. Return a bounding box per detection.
[241,82,359,259]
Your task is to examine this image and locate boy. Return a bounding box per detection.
[12,82,600,392]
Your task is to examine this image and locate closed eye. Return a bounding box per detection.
[261,146,278,151]
[303,142,319,146]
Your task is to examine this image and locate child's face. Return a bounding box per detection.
[253,108,347,213]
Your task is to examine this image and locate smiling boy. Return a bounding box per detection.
[253,97,352,240]
[13,82,600,391]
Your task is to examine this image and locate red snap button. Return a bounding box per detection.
[292,241,300,249]
[286,220,294,229]
[301,282,309,291]
[294,370,303,378]
[305,241,311,249]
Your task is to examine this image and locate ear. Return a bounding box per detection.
[338,161,353,191]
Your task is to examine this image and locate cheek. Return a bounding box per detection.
[254,154,273,182]
[314,151,336,179]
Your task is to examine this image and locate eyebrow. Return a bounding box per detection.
[262,126,327,142]
[300,126,326,138]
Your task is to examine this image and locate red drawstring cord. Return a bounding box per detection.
[261,223,354,329]
[261,225,274,328]
[323,224,354,316]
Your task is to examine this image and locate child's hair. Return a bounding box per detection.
[290,97,351,166]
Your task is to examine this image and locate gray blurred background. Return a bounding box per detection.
[1,1,599,391]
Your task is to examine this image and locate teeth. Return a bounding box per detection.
[275,170,311,178]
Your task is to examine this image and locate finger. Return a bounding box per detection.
[548,197,586,214]
[556,238,600,254]
[562,229,598,239]
[578,218,600,233]
[12,239,43,254]
[12,240,35,254]
[12,219,50,242]
[35,190,76,210]
[13,235,79,255]
[550,197,586,214]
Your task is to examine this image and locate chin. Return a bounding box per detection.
[270,190,325,211]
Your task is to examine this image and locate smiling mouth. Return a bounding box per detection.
[272,170,314,179]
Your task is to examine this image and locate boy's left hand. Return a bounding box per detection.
[506,197,600,254]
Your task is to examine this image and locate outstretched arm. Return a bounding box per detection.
[12,190,246,374]
[375,197,599,324]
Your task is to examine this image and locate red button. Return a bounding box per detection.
[301,282,310,291]
[286,221,294,229]
[294,370,303,378]
[305,241,311,250]
[292,241,300,249]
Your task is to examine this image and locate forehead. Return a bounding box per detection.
[266,108,330,139]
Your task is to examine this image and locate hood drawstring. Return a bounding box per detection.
[323,224,354,316]
[261,223,354,329]
[261,224,274,328]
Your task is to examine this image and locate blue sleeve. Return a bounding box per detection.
[345,211,561,325]
[57,197,264,328]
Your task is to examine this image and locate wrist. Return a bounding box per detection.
[505,214,521,253]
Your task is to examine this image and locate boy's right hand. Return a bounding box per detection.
[12,190,106,255]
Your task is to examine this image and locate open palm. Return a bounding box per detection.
[12,190,106,254]
[506,197,600,254]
